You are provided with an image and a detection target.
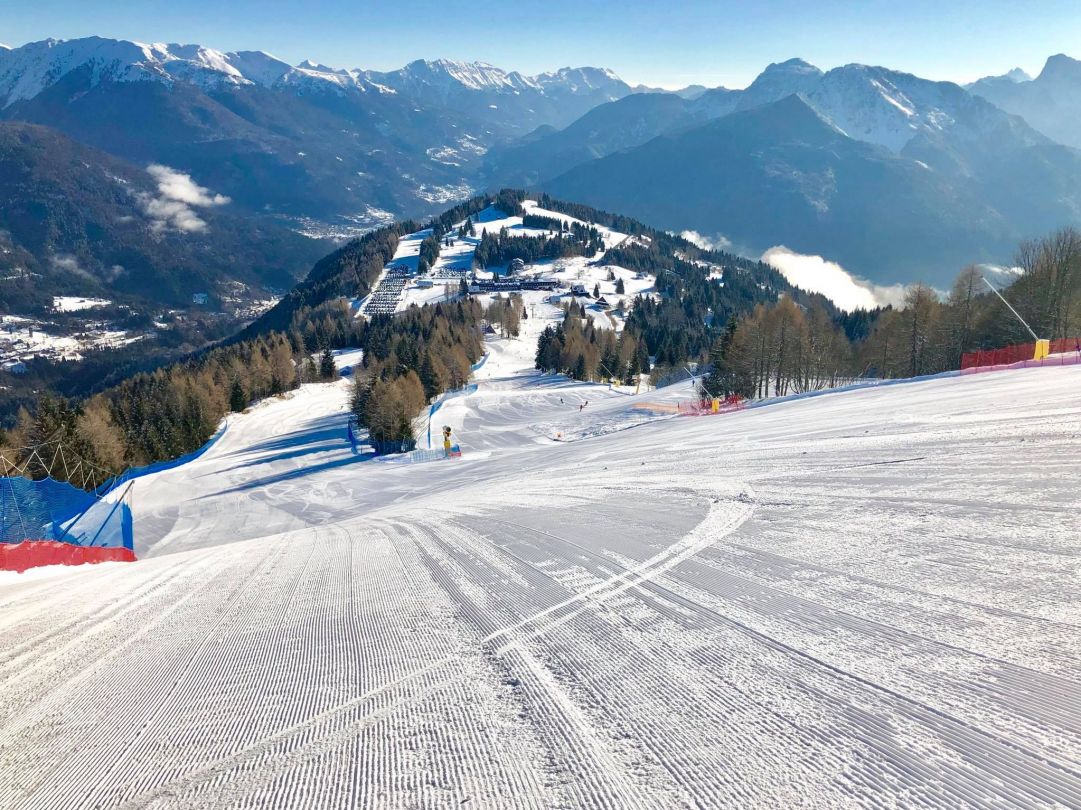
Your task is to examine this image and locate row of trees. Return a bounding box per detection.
[700,228,1081,399]
[417,233,441,275]
[1,329,334,487]
[472,227,603,270]
[351,300,485,449]
[485,295,524,339]
[535,303,650,384]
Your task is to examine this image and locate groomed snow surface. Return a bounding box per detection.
[1,329,1080,807]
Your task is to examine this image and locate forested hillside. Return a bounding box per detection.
[5,191,1077,490]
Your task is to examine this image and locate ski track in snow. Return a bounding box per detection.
[1,320,1080,808]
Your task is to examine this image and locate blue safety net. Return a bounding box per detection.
[0,476,132,549]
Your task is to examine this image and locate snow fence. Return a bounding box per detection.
[961,338,1081,374]
[0,476,134,572]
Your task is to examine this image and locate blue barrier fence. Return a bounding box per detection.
[1,476,132,549]
[426,383,478,447]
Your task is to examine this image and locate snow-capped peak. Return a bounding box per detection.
[297,58,349,75]
[533,66,626,94]
[0,36,629,108]
[397,58,537,92]
[222,50,291,87]
[799,63,1038,153]
[0,36,259,107]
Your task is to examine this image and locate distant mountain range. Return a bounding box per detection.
[504,56,1081,285]
[2,37,1081,299]
[969,54,1081,149]
[0,38,638,233]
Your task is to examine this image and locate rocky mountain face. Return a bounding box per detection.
[969,54,1081,149]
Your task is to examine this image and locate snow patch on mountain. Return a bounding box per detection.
[739,60,1043,154]
[222,50,292,87]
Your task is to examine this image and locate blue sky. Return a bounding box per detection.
[3,0,1079,88]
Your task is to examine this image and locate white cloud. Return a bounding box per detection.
[680,230,732,252]
[139,164,230,233]
[50,254,95,281]
[978,263,1023,279]
[761,246,906,312]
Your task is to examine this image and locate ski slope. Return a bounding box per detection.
[2,335,1080,807]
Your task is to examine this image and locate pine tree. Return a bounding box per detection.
[573,353,588,381]
[593,283,600,299]
[419,352,440,401]
[229,378,247,412]
[636,339,651,375]
[320,347,338,380]
[615,277,625,295]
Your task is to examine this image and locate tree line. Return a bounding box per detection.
[0,329,334,488]
[472,226,603,269]
[535,301,650,384]
[701,227,1081,399]
[350,300,484,450]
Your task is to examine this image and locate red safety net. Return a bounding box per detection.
[677,395,746,416]
[961,338,1081,372]
[0,541,136,573]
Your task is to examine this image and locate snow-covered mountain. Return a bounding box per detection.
[0,38,632,114]
[969,54,1081,148]
[0,36,644,232]
[0,38,260,105]
[528,58,1081,286]
[803,64,1046,155]
[734,57,824,110]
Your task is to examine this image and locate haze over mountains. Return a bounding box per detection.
[2,36,1081,307]
[968,54,1081,149]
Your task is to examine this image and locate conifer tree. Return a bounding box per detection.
[229,378,247,413]
[320,347,338,380]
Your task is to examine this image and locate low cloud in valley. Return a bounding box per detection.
[761,246,906,311]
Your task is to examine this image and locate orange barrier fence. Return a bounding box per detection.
[962,338,1081,370]
[630,395,746,417]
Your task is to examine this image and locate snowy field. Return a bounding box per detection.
[52,296,112,313]
[373,202,652,327]
[1,327,1080,806]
